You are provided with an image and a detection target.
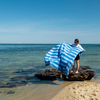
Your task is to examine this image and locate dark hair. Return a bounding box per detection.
[74,39,79,44]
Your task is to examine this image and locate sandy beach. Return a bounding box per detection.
[51,81,100,100]
[0,80,100,100]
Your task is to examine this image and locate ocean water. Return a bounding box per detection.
[0,43,100,87]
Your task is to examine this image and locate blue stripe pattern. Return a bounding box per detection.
[44,42,84,77]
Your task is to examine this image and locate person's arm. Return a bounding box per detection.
[83,49,85,51]
[78,44,85,51]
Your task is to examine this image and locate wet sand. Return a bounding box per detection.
[0,80,73,100]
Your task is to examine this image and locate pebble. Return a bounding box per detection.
[7,91,15,94]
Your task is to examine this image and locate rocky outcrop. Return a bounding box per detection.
[63,69,95,81]
[35,69,63,80]
[35,66,95,81]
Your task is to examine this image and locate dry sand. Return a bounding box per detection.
[51,81,100,100]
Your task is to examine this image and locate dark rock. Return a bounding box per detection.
[85,70,95,80]
[35,71,56,80]
[7,91,15,94]
[35,66,95,81]
[62,69,95,81]
[6,82,18,88]
[0,81,28,88]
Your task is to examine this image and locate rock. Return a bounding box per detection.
[4,90,11,93]
[7,91,15,94]
[6,81,28,88]
[62,69,95,81]
[0,81,28,88]
[35,66,95,81]
[85,70,95,80]
[35,71,57,80]
[4,90,15,94]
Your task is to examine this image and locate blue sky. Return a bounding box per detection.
[0,0,100,44]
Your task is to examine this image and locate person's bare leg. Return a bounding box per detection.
[76,60,79,73]
[71,60,75,72]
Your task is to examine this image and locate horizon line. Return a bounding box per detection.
[0,43,100,44]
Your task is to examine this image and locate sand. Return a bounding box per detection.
[51,81,100,100]
[1,80,100,100]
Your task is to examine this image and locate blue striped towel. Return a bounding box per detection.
[44,42,84,77]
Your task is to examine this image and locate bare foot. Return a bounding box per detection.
[71,70,74,73]
[75,71,79,73]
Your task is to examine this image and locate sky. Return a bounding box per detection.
[0,0,100,44]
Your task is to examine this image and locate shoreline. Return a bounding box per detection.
[0,80,73,100]
[0,79,99,100]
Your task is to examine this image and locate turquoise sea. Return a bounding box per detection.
[0,44,100,99]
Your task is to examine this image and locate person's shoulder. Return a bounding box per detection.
[77,44,81,46]
[77,44,84,49]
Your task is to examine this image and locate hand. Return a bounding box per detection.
[83,49,85,51]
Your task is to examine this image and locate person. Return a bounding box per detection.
[71,39,85,73]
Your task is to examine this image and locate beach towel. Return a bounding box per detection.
[44,42,84,77]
